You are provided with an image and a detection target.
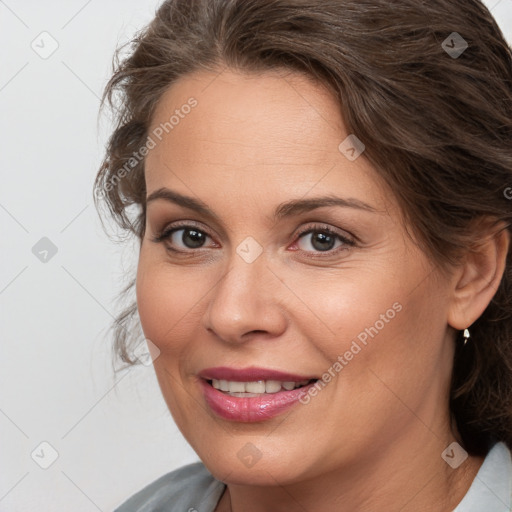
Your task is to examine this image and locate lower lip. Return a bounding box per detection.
[200,379,316,422]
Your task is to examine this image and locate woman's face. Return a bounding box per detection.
[137,68,458,485]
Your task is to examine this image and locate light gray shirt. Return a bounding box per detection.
[114,442,512,511]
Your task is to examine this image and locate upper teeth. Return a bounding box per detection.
[211,379,310,394]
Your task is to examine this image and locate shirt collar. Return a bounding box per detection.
[453,441,512,512]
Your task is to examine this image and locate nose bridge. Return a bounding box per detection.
[203,242,286,342]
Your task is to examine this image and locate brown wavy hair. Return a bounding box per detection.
[94,0,512,456]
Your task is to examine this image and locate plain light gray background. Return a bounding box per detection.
[1,1,511,510]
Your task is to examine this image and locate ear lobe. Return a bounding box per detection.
[447,221,510,331]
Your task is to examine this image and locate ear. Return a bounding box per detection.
[447,220,510,331]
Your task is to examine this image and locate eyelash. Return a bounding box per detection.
[151,221,355,258]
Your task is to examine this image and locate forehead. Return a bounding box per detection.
[144,68,394,215]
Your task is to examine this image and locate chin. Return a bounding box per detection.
[203,456,299,486]
[191,435,317,486]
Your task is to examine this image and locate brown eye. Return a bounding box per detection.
[152,223,215,252]
[172,228,208,249]
[294,224,355,256]
[299,230,338,252]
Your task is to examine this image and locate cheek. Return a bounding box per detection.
[293,258,443,387]
[287,265,408,354]
[319,274,450,422]
[135,253,207,353]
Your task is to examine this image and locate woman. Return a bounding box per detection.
[94,0,512,510]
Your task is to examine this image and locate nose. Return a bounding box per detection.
[202,248,288,344]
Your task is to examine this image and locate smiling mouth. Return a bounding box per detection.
[205,378,318,397]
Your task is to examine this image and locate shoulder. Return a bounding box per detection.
[113,461,226,512]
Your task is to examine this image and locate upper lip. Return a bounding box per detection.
[198,366,318,382]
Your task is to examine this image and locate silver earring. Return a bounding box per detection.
[463,328,470,345]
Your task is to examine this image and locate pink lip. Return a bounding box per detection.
[198,366,317,382]
[197,366,318,422]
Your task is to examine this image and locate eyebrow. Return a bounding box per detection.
[146,187,377,221]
